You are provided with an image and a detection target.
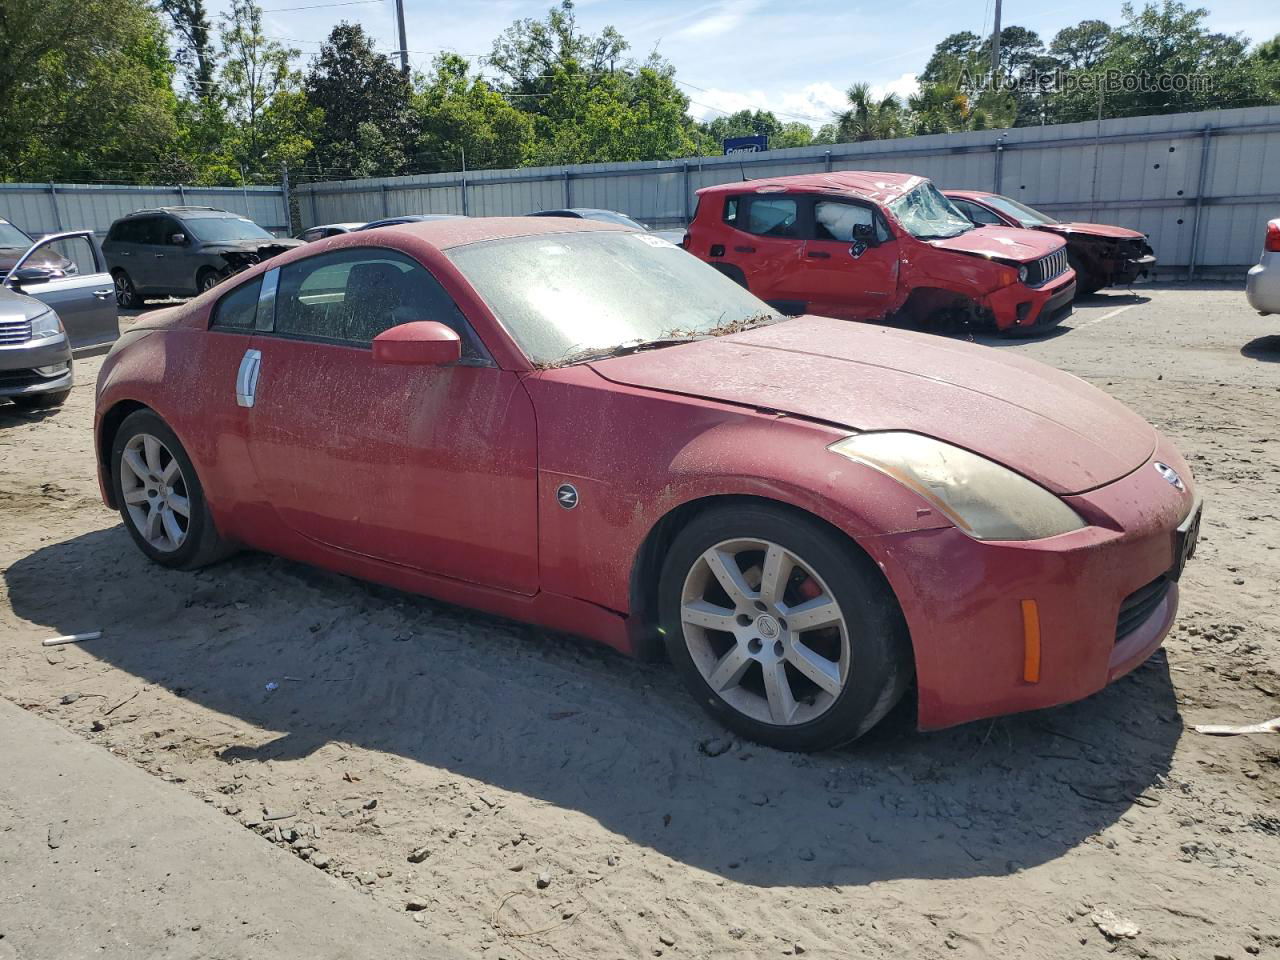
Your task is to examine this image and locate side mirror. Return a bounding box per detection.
[170,233,187,245]
[852,222,877,247]
[7,265,50,288]
[372,321,461,366]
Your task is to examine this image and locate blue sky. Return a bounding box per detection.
[219,0,1277,127]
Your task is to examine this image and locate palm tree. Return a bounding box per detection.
[834,83,907,141]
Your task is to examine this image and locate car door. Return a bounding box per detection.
[801,199,902,320]
[240,247,539,595]
[5,231,119,349]
[730,196,810,311]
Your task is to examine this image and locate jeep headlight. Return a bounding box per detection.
[29,308,64,340]
[828,432,1086,541]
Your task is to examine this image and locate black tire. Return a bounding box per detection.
[9,389,70,410]
[110,409,235,570]
[658,502,913,752]
[196,268,221,294]
[112,269,139,309]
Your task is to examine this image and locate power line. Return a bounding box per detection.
[259,0,382,11]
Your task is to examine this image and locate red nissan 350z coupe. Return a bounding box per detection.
[95,218,1201,752]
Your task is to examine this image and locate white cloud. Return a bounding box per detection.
[870,73,921,102]
[686,81,848,128]
[671,1,763,40]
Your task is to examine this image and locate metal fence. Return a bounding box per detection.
[295,104,1280,277]
[0,182,289,239]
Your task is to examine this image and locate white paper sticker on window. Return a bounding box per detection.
[632,234,676,248]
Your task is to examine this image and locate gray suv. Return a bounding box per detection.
[103,206,301,307]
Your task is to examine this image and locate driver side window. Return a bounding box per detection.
[272,248,488,360]
[744,198,799,238]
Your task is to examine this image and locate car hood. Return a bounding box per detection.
[202,238,305,253]
[926,226,1063,262]
[0,285,56,321]
[1038,222,1146,241]
[587,316,1156,495]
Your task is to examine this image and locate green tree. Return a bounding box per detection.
[0,0,182,182]
[1049,20,1113,70]
[488,0,626,102]
[835,83,907,141]
[158,0,217,103]
[414,53,533,171]
[219,0,304,179]
[303,22,417,178]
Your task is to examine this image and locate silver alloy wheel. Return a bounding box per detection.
[114,272,135,307]
[680,538,850,726]
[119,433,190,552]
[198,272,218,292]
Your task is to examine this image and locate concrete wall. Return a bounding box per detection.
[0,183,289,239]
[295,104,1280,276]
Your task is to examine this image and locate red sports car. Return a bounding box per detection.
[95,218,1200,752]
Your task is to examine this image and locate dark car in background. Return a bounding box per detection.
[530,208,686,245]
[0,218,75,282]
[945,191,1156,295]
[2,230,119,409]
[103,206,302,307]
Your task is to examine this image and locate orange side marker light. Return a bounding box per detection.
[1021,599,1041,683]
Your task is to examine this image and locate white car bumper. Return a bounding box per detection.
[1246,252,1280,315]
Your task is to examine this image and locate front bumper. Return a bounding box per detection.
[986,270,1076,333]
[860,433,1197,730]
[0,334,73,398]
[1108,252,1156,286]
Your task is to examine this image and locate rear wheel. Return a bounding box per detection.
[112,270,139,308]
[659,503,912,752]
[9,390,69,410]
[110,410,234,569]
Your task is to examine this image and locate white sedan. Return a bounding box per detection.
[1246,218,1280,315]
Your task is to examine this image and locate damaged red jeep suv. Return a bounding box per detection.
[687,172,1075,335]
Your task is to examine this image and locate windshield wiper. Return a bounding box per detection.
[542,335,699,368]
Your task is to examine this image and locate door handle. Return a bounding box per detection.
[806,251,831,259]
[93,288,112,299]
[733,245,756,253]
[155,253,165,258]
[236,349,262,408]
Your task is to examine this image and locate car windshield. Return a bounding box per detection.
[981,194,1059,226]
[888,183,973,240]
[448,231,783,366]
[0,220,32,248]
[185,216,275,243]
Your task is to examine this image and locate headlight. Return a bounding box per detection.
[1017,264,1029,283]
[29,309,64,339]
[828,432,1087,541]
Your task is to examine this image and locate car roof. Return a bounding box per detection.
[333,215,633,251]
[121,206,233,218]
[697,170,927,204]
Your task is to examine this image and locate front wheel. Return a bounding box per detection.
[659,503,913,752]
[110,409,235,569]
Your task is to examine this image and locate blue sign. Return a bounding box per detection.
[723,135,768,155]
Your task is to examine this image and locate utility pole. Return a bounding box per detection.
[394,0,409,75]
[990,0,1002,90]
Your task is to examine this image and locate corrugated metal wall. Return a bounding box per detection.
[0,183,289,238]
[296,104,1280,274]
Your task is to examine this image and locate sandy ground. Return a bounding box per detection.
[1,284,1277,960]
